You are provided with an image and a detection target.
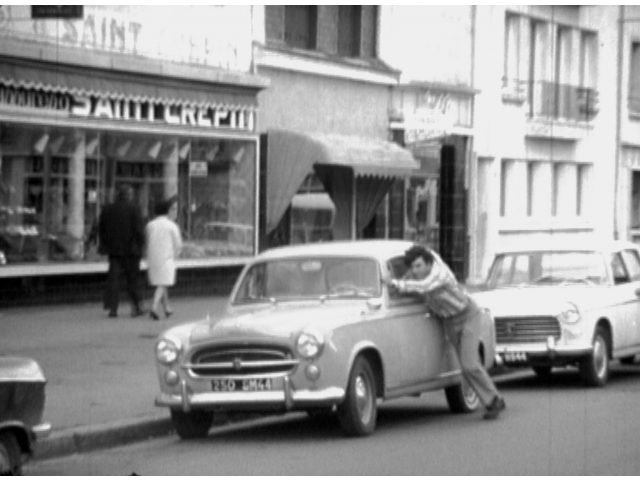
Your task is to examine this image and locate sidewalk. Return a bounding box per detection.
[0,294,229,459]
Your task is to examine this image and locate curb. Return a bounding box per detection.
[33,412,264,461]
[33,415,174,460]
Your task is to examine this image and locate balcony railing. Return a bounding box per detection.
[502,78,599,123]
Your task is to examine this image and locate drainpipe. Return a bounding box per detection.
[614,5,624,240]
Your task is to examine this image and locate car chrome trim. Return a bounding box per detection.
[31,422,51,439]
[155,386,345,409]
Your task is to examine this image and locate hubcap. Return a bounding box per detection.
[463,379,479,407]
[354,373,373,423]
[593,335,607,378]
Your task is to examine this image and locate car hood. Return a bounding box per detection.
[187,300,372,344]
[473,285,609,317]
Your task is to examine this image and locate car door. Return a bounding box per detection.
[384,256,447,389]
[609,251,640,351]
[618,249,640,350]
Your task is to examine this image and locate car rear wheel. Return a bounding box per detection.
[445,376,480,413]
[580,326,609,387]
[337,356,377,437]
[0,431,21,475]
[170,409,214,439]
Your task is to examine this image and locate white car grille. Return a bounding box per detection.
[495,316,561,344]
[187,344,298,378]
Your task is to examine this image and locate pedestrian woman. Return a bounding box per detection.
[145,196,182,320]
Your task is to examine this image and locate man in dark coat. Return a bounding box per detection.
[98,184,145,318]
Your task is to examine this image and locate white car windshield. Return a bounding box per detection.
[486,251,608,288]
[233,256,381,303]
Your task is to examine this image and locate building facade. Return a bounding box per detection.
[252,5,419,251]
[0,5,267,303]
[472,5,616,281]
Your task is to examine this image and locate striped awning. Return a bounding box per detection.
[0,58,258,110]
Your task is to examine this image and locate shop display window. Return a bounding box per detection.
[0,123,257,266]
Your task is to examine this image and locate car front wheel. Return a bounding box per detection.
[580,326,609,387]
[337,356,378,437]
[170,409,214,439]
[0,431,21,475]
[445,376,480,413]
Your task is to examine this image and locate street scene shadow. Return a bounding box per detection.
[494,363,640,391]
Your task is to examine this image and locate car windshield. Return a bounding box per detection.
[233,256,381,304]
[486,251,608,289]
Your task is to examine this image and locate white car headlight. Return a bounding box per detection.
[296,330,325,359]
[156,338,181,365]
[558,302,581,324]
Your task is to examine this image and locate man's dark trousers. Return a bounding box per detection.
[106,255,142,315]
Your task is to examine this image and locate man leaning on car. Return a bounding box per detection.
[386,244,506,420]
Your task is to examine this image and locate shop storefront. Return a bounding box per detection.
[259,129,419,249]
[0,57,262,279]
[389,83,476,279]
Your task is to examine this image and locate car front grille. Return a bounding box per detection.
[494,316,561,344]
[187,344,298,378]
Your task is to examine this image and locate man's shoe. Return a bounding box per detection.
[483,396,506,420]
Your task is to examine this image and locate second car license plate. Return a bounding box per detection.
[212,378,273,392]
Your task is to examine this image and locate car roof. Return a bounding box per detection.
[255,240,416,264]
[493,239,639,255]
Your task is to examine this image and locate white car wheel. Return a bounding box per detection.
[580,327,609,387]
[338,356,378,437]
[445,376,480,413]
[0,432,21,475]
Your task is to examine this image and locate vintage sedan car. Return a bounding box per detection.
[473,240,640,387]
[0,357,51,475]
[155,240,496,438]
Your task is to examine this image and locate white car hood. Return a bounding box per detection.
[473,285,609,317]
[188,301,369,343]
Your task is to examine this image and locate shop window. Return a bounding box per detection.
[284,5,317,50]
[576,163,591,217]
[406,176,438,245]
[0,124,257,265]
[632,170,640,229]
[621,249,640,282]
[552,162,577,217]
[290,173,334,245]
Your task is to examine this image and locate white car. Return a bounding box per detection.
[154,240,496,438]
[474,240,640,386]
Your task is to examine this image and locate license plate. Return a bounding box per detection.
[212,378,274,392]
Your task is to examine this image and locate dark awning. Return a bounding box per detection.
[0,57,258,109]
[265,129,419,233]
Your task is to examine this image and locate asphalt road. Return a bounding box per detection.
[25,364,640,476]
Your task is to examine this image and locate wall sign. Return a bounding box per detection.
[0,83,255,132]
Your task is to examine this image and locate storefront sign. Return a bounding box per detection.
[0,83,255,132]
[189,161,208,177]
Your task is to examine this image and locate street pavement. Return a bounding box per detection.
[0,294,229,460]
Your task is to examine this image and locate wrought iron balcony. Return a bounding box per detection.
[502,78,599,123]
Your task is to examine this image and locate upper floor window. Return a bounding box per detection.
[629,42,640,116]
[284,5,317,50]
[503,11,598,122]
[338,5,361,57]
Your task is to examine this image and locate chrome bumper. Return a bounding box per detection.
[494,337,592,365]
[156,376,345,412]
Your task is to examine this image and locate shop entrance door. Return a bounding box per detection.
[438,138,468,280]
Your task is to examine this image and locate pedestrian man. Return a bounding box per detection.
[98,183,145,318]
[386,244,506,420]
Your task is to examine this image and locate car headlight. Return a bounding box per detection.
[558,302,581,324]
[296,330,325,359]
[156,338,181,365]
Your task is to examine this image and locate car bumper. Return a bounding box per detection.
[32,422,51,440]
[155,375,345,412]
[494,338,592,366]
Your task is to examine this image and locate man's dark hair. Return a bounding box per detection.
[154,197,176,216]
[404,244,434,267]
